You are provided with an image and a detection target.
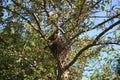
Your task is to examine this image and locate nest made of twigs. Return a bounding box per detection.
[49,36,70,60]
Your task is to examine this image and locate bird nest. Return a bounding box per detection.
[49,36,70,61]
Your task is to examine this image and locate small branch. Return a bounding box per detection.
[98,42,120,46]
[12,0,42,31]
[63,39,120,71]
[91,0,102,9]
[13,52,41,71]
[63,44,95,71]
[0,6,46,40]
[92,13,120,29]
[31,13,46,38]
[93,20,120,44]
[11,0,47,41]
[0,6,36,29]
[90,16,111,18]
[22,36,30,53]
[65,0,72,8]
[10,0,52,49]
[70,13,120,41]
[43,0,49,17]
[63,20,120,70]
[56,58,63,80]
[42,0,66,40]
[0,36,8,45]
[12,0,32,14]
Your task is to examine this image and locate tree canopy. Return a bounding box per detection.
[0,0,120,80]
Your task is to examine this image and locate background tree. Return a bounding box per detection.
[0,0,120,80]
[84,48,120,80]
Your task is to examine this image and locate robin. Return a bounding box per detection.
[44,30,58,50]
[48,30,58,41]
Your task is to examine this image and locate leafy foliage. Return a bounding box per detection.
[0,0,120,80]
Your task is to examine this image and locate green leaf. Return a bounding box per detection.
[114,29,118,37]
[101,6,105,11]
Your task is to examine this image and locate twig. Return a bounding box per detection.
[63,44,94,70]
[92,13,120,29]
[63,20,120,70]
[0,36,8,45]
[22,36,30,54]
[93,20,120,44]
[70,13,120,41]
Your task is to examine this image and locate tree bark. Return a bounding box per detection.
[57,70,62,80]
[56,57,63,80]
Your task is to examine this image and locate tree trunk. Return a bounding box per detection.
[56,58,63,80]
[57,71,62,80]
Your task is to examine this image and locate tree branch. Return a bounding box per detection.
[70,13,120,41]
[11,0,49,43]
[0,5,46,39]
[63,44,95,71]
[91,0,102,9]
[0,36,8,45]
[43,0,49,17]
[12,0,32,14]
[22,36,30,54]
[31,13,46,38]
[98,42,120,46]
[59,0,102,30]
[90,16,111,18]
[0,6,35,29]
[92,13,120,29]
[63,38,120,71]
[64,20,120,70]
[93,20,120,44]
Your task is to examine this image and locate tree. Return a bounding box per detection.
[0,0,120,80]
[86,48,120,80]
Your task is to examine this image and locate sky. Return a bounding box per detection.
[82,0,120,80]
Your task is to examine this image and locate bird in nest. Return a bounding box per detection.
[44,30,59,50]
[48,30,59,41]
